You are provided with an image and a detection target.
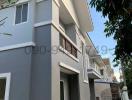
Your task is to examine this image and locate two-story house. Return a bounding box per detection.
[0,0,101,100]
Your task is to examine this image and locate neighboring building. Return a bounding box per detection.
[95,58,120,100]
[87,46,104,100]
[103,58,114,82]
[0,0,102,100]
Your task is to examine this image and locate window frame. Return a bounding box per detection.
[14,2,29,25]
[0,73,11,100]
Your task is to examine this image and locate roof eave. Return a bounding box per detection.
[74,0,94,33]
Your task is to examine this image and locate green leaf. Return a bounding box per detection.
[90,0,132,69]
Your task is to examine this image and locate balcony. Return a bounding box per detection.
[59,34,77,58]
[87,64,102,79]
[59,15,79,60]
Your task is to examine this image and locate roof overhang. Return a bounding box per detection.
[73,0,93,33]
[59,62,80,74]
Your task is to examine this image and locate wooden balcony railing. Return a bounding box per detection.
[60,34,77,58]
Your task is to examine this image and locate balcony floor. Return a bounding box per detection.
[88,68,102,79]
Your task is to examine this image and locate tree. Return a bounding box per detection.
[0,0,14,6]
[124,62,132,97]
[90,0,132,66]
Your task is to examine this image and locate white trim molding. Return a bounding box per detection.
[0,42,35,52]
[16,0,29,5]
[34,21,52,27]
[0,73,11,100]
[59,62,80,74]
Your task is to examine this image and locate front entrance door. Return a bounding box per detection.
[60,72,80,100]
[60,73,70,100]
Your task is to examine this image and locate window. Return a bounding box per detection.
[59,19,77,44]
[60,34,66,48]
[0,73,11,100]
[60,81,64,100]
[72,47,77,58]
[65,40,72,54]
[59,19,66,33]
[15,3,28,24]
[100,69,104,75]
[0,79,6,100]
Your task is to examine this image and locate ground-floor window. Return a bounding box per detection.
[60,81,64,100]
[0,73,11,100]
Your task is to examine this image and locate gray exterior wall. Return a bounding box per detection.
[0,47,32,100]
[35,0,52,23]
[0,25,91,100]
[30,25,52,100]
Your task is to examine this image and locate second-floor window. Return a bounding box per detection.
[15,3,28,24]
